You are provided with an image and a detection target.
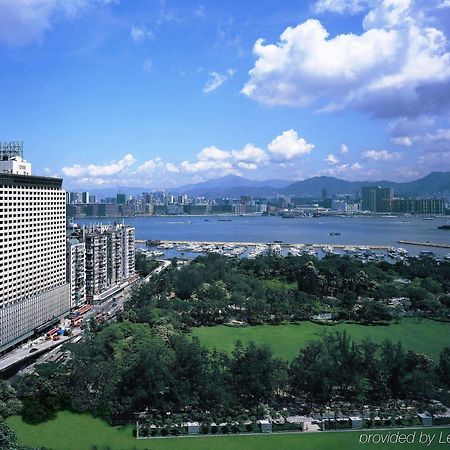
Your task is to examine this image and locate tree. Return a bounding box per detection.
[0,381,22,419]
[230,342,286,415]
[290,340,334,408]
[297,261,321,295]
[438,347,450,388]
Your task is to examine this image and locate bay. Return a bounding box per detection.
[76,215,450,256]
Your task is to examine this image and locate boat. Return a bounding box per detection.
[218,219,232,222]
[423,217,434,221]
[281,212,295,218]
[438,223,450,230]
[274,240,283,243]
[329,231,341,236]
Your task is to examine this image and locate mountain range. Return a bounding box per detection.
[77,172,450,199]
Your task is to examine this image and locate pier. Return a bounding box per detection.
[136,239,395,250]
[398,240,450,249]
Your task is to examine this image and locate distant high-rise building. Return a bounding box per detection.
[361,186,394,212]
[116,193,126,205]
[321,188,327,200]
[81,192,90,204]
[0,142,70,352]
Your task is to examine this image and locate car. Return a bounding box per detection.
[29,347,38,353]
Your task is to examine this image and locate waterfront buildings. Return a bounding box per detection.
[0,142,70,352]
[361,186,394,213]
[385,198,444,215]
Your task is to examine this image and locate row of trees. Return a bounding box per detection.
[11,321,450,424]
[124,253,450,327]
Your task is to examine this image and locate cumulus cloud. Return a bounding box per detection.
[268,129,314,160]
[137,157,163,173]
[237,161,257,170]
[320,162,371,178]
[326,154,339,164]
[231,144,269,164]
[339,144,349,154]
[438,0,450,7]
[242,0,450,119]
[0,0,116,47]
[362,149,403,161]
[180,159,234,174]
[314,0,371,14]
[62,154,136,177]
[198,146,231,161]
[130,25,154,43]
[203,69,236,93]
[165,162,180,173]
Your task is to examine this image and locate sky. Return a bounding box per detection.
[0,0,450,190]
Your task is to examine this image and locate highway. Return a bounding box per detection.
[0,260,171,376]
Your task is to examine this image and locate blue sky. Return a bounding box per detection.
[0,0,449,189]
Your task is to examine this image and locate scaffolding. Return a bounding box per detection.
[0,141,24,161]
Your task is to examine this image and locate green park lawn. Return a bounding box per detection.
[190,318,450,361]
[7,411,450,450]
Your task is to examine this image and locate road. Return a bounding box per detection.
[0,260,171,375]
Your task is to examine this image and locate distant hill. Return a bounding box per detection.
[173,174,293,196]
[281,172,450,197]
[67,172,450,199]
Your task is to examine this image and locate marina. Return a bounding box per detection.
[78,214,450,258]
[136,240,450,264]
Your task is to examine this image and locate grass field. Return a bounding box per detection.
[190,319,450,361]
[7,411,450,450]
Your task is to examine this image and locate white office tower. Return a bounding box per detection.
[0,142,71,352]
[67,239,86,309]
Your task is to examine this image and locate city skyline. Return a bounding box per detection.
[1,0,450,189]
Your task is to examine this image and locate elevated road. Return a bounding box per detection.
[0,261,170,375]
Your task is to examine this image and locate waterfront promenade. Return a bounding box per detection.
[136,239,450,250]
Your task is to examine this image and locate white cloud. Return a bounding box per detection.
[203,69,236,93]
[242,0,450,118]
[62,153,136,177]
[194,5,205,17]
[314,0,370,14]
[237,161,257,170]
[130,25,154,43]
[320,162,377,179]
[339,143,349,154]
[362,149,403,161]
[437,0,450,7]
[165,162,180,173]
[142,59,153,73]
[326,154,339,164]
[231,144,268,164]
[0,0,116,47]
[137,158,163,173]
[391,136,412,146]
[268,129,314,160]
[424,128,450,142]
[180,159,234,174]
[198,146,231,161]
